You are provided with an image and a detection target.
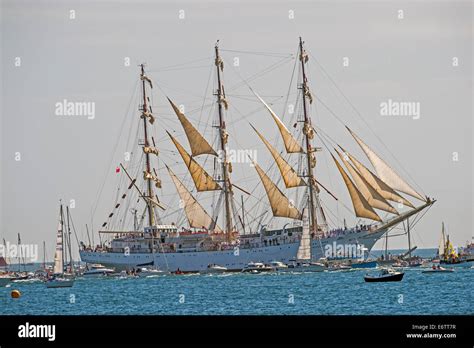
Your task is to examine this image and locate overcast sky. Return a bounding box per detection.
[1,0,472,261]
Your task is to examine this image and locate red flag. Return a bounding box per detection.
[115,166,120,173]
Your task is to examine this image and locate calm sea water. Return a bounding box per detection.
[1,249,472,315]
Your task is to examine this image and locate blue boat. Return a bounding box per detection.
[351,260,377,269]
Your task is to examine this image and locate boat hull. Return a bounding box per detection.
[80,228,386,272]
[440,260,473,268]
[46,279,75,288]
[364,272,404,282]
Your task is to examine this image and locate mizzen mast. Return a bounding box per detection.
[214,41,233,238]
[298,37,320,234]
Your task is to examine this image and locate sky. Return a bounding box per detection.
[1,0,472,262]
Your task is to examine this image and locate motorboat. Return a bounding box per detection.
[364,268,404,282]
[136,267,166,277]
[83,264,115,277]
[201,264,228,274]
[422,265,454,274]
[328,263,352,272]
[268,261,289,272]
[241,262,273,274]
[46,275,75,288]
[287,259,326,272]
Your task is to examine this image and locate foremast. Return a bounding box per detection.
[140,64,158,227]
[214,41,234,240]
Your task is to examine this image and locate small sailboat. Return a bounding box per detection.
[287,208,326,272]
[364,268,404,282]
[46,203,75,288]
[438,223,473,268]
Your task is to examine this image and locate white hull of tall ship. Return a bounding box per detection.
[80,228,385,272]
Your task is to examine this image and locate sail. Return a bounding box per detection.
[251,125,306,188]
[53,215,63,274]
[438,223,446,258]
[345,150,415,209]
[347,127,425,201]
[167,98,217,157]
[252,160,301,219]
[167,166,221,231]
[296,208,311,260]
[336,148,398,215]
[331,154,382,222]
[254,92,304,153]
[167,131,221,192]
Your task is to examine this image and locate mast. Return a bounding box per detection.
[214,41,233,238]
[17,233,21,272]
[140,64,155,227]
[298,37,317,233]
[66,206,74,274]
[59,203,65,274]
[407,217,411,259]
[43,241,46,270]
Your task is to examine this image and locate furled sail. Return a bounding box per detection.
[296,208,311,260]
[344,150,415,208]
[331,154,382,222]
[438,222,446,258]
[252,160,302,220]
[335,148,398,215]
[347,127,425,201]
[167,131,221,192]
[53,215,64,274]
[167,98,217,157]
[251,124,306,188]
[254,92,304,153]
[167,166,221,231]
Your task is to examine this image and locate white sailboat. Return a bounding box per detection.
[287,208,326,272]
[46,203,75,288]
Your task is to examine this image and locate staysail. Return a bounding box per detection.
[167,131,221,192]
[252,160,302,219]
[345,150,414,209]
[167,98,217,157]
[251,124,306,188]
[347,127,425,201]
[53,214,64,274]
[335,148,398,215]
[254,92,304,153]
[332,154,382,222]
[167,166,221,231]
[296,208,311,260]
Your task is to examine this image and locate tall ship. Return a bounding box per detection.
[79,38,435,272]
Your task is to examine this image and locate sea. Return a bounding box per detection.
[1,249,472,315]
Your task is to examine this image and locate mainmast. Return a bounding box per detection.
[214,41,233,238]
[140,64,155,227]
[298,37,317,233]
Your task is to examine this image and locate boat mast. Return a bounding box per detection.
[17,233,21,272]
[66,206,74,275]
[407,217,411,259]
[214,41,233,238]
[298,37,317,233]
[59,203,65,274]
[43,241,46,270]
[139,64,155,227]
